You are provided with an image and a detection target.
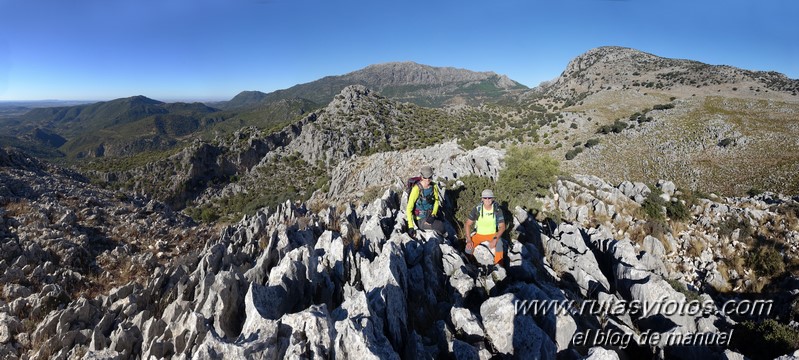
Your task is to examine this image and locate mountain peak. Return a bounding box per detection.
[217,62,527,110]
[120,95,163,105]
[543,45,799,98]
[349,61,515,89]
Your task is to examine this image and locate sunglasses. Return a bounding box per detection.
[482,197,493,200]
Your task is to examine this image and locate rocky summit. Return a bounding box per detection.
[2,140,799,359]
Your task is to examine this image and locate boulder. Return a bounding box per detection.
[450,307,484,339]
[657,180,676,197]
[583,346,620,359]
[480,293,556,358]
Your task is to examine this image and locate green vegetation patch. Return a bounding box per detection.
[732,319,799,360]
[191,153,330,223]
[496,146,560,211]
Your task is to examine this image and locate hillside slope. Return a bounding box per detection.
[516,46,799,196]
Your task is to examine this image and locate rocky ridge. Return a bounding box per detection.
[3,143,798,358]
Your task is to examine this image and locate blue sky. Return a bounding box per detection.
[0,0,796,101]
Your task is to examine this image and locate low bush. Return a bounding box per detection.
[199,207,219,223]
[718,138,736,147]
[597,120,628,134]
[718,217,753,240]
[496,146,560,211]
[733,319,799,360]
[641,189,666,221]
[666,279,701,302]
[746,245,785,277]
[584,138,600,148]
[665,199,690,221]
[746,187,763,197]
[565,147,583,160]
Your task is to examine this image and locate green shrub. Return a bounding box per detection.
[641,189,666,221]
[733,319,799,360]
[643,219,670,240]
[747,245,785,277]
[565,147,583,160]
[612,120,628,132]
[718,138,736,147]
[199,207,219,223]
[665,200,690,221]
[584,138,600,148]
[666,279,701,302]
[718,217,753,240]
[496,146,559,211]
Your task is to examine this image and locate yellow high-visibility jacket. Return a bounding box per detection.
[405,184,439,229]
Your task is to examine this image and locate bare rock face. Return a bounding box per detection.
[324,140,504,202]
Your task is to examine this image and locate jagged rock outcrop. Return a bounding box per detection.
[3,146,798,359]
[0,148,213,359]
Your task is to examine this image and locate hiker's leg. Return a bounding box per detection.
[431,219,445,235]
[493,237,504,265]
[418,221,433,231]
[472,234,492,247]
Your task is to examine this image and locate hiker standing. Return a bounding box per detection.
[406,166,444,237]
[464,189,506,265]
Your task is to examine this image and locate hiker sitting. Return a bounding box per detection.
[464,189,506,265]
[406,166,444,238]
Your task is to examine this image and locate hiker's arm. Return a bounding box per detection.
[495,221,506,241]
[432,186,440,217]
[494,204,506,240]
[490,221,505,249]
[406,186,420,229]
[464,219,474,248]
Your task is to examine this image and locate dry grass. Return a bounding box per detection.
[568,90,674,123]
[565,95,799,197]
[589,212,613,228]
[3,198,31,217]
[686,238,705,258]
[79,255,149,300]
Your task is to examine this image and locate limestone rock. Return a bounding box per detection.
[450,307,484,339]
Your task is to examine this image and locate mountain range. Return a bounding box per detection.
[2,46,798,204]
